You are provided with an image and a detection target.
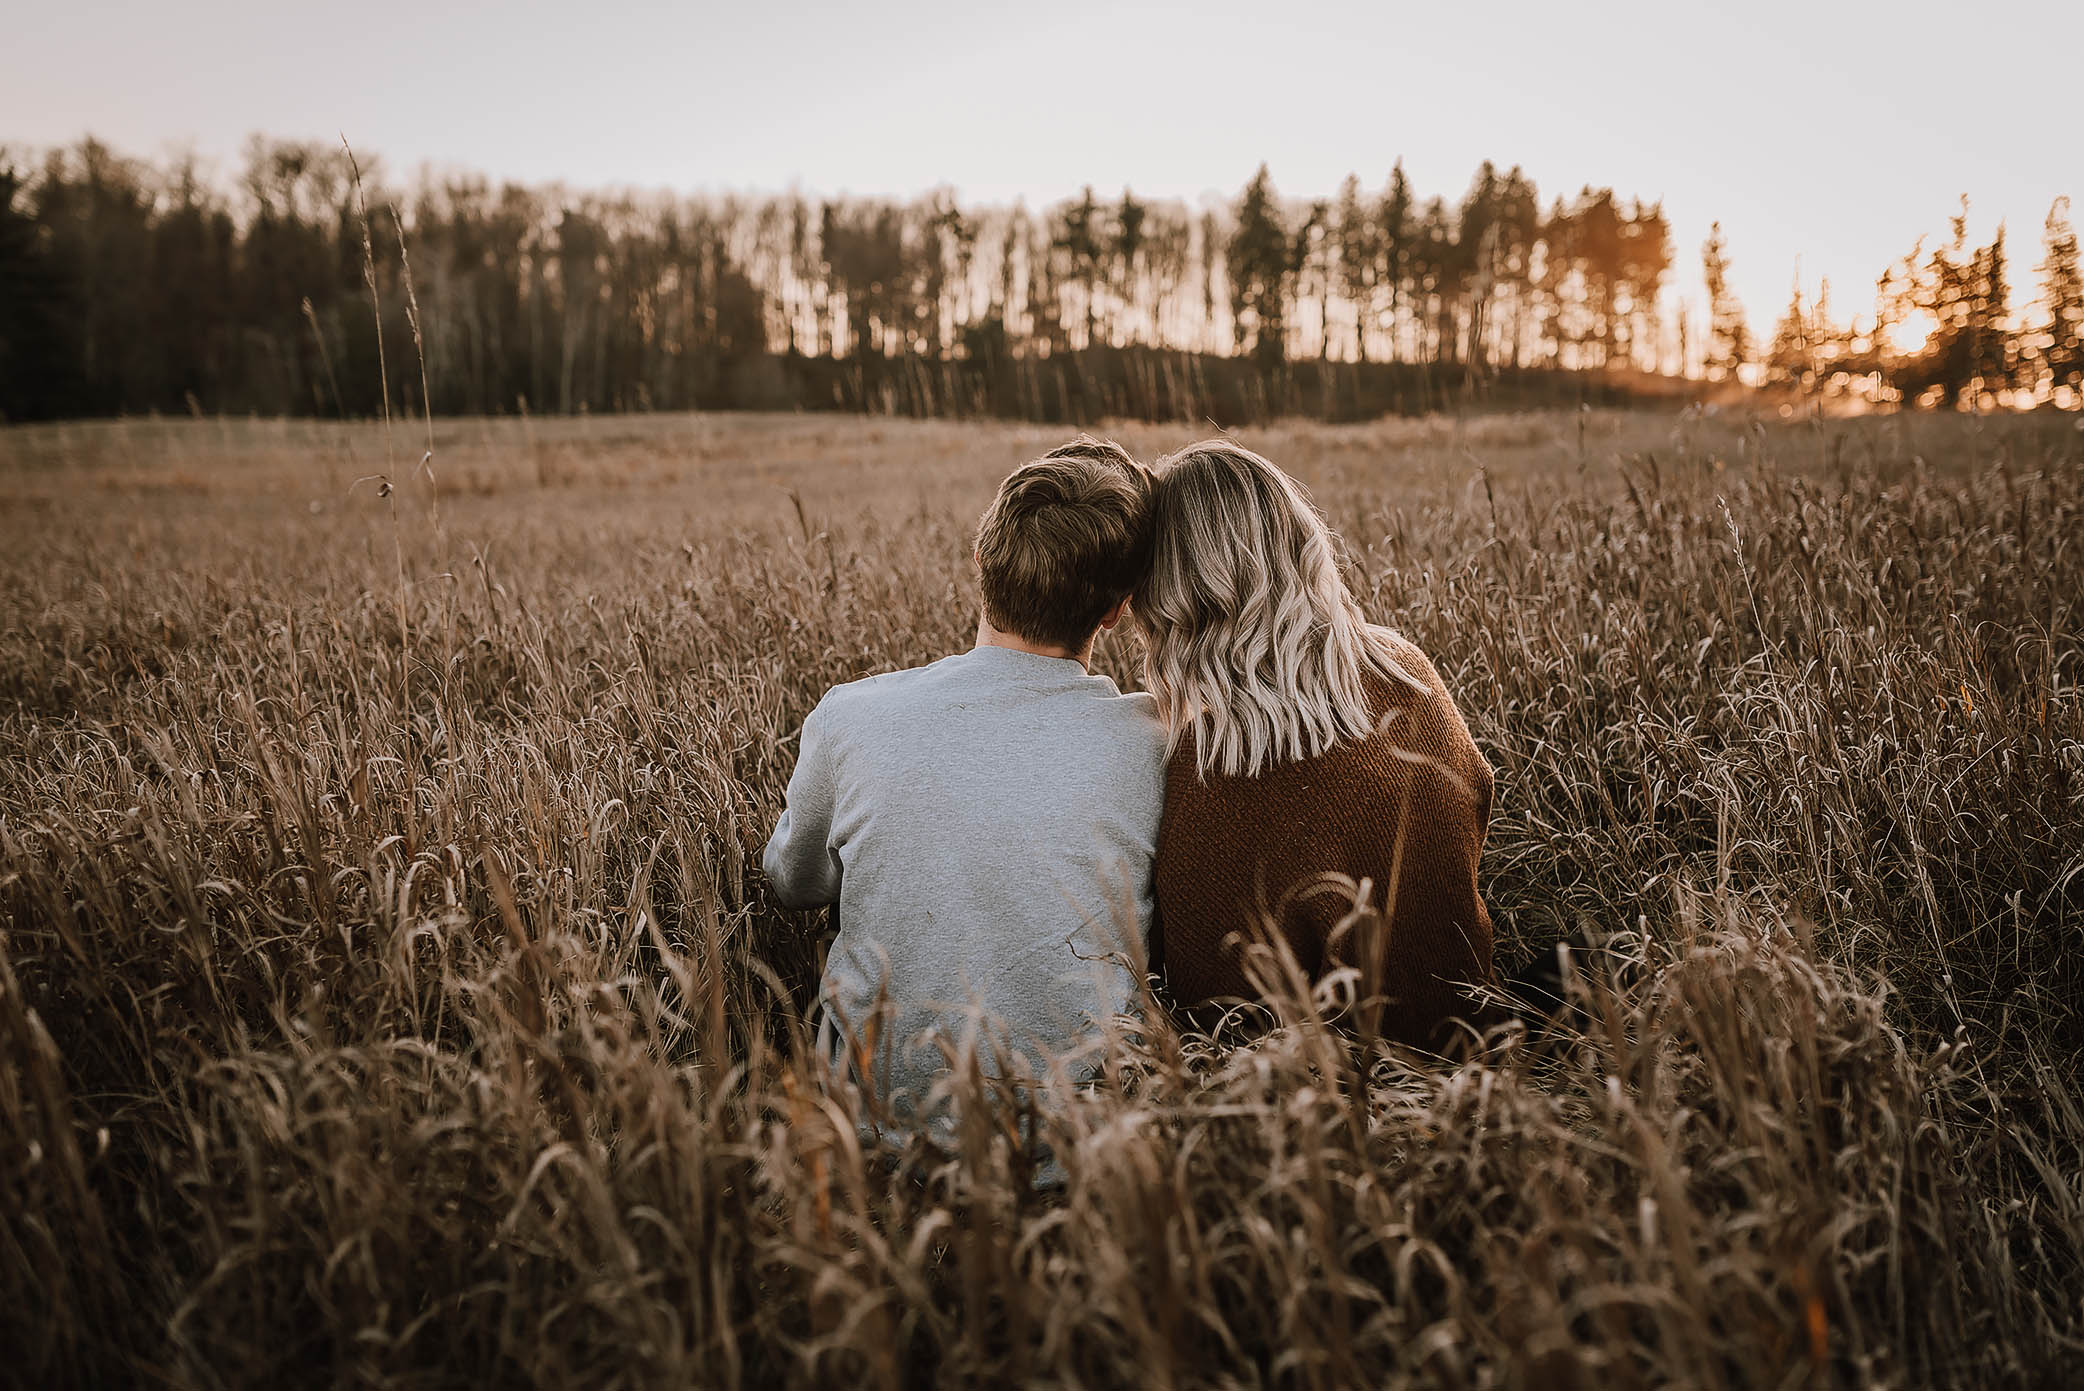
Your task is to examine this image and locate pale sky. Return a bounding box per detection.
[6,0,2075,346]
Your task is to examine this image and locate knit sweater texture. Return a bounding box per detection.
[1153,632,1495,1048]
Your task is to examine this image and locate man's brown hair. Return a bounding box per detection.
[974,436,1155,652]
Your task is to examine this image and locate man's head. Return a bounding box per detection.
[974,436,1155,654]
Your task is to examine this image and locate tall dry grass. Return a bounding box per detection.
[1,409,2081,1388]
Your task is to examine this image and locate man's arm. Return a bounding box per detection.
[762,702,845,909]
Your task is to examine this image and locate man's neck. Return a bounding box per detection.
[975,616,1093,670]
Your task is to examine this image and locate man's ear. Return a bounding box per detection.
[1096,596,1130,631]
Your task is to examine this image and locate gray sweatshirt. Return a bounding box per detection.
[762,644,1167,1123]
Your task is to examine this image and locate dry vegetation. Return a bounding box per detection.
[3,407,2081,1389]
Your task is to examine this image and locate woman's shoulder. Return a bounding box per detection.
[1368,625,1442,682]
[1361,627,1493,791]
[1161,727,1217,793]
[1159,724,1279,807]
[1360,627,1451,714]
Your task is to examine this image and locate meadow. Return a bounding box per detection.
[3,406,2081,1389]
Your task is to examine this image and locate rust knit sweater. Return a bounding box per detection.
[1153,633,1495,1048]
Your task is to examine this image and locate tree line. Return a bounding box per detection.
[1733,199,2083,410]
[0,137,2076,423]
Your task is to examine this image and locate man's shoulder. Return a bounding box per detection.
[1037,681,1164,773]
[811,655,957,722]
[813,657,1165,754]
[1098,687,1167,751]
[1112,686,1161,716]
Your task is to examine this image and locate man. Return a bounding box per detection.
[762,438,1165,1128]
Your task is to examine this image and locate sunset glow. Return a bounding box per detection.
[1890,309,1939,355]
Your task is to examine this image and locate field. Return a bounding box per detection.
[3,407,2082,1389]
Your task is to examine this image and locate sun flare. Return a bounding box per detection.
[1889,308,1938,355]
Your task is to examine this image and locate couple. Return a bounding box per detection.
[763,436,1494,1124]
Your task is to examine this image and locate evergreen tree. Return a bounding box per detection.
[2037,197,2084,400]
[1807,279,1839,383]
[1618,200,1670,371]
[995,202,1024,332]
[1228,165,1292,365]
[1865,260,1905,385]
[1112,190,1146,347]
[1295,199,1332,359]
[1411,198,1458,364]
[1967,226,2013,395]
[1141,208,1191,350]
[1765,273,1812,390]
[1492,167,1542,369]
[1052,188,1104,348]
[1458,163,1501,367]
[1894,201,2020,407]
[1334,174,1378,361]
[1701,222,1751,381]
[1924,204,1980,406]
[1377,161,1413,362]
[1025,208,1063,351]
[1573,189,1625,366]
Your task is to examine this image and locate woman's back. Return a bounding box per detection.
[1154,631,1495,1048]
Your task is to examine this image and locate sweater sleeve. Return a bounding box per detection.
[761,702,845,909]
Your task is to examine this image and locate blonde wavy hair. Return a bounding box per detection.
[1132,440,1426,779]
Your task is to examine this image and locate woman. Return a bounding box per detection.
[1134,440,1496,1049]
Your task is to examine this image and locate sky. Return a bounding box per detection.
[6,0,2076,346]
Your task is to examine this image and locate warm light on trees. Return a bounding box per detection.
[0,140,2073,422]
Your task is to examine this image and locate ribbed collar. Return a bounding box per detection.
[963,643,1092,677]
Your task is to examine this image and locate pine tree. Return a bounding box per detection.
[1142,208,1191,350]
[1619,199,1670,372]
[1025,208,1063,352]
[1111,190,1146,347]
[1926,203,1979,406]
[995,202,1024,334]
[1294,199,1332,359]
[1197,210,1220,354]
[1495,167,1541,369]
[1570,189,1625,366]
[1053,188,1104,349]
[1867,258,1911,387]
[1809,278,1841,381]
[1701,222,1751,381]
[1377,161,1412,362]
[1228,165,1292,365]
[1968,225,2013,396]
[1334,175,1378,361]
[1765,273,1812,390]
[1412,198,1457,364]
[2036,198,2083,401]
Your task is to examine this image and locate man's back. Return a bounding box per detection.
[762,644,1167,1118]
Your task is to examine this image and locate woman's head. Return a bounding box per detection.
[1132,439,1422,778]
